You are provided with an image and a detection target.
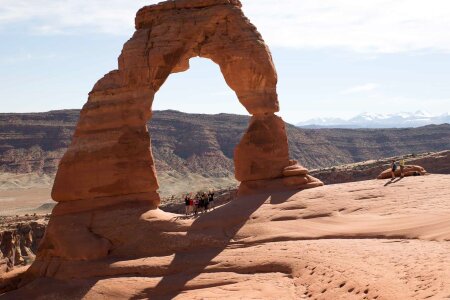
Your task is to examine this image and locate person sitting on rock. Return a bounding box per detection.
[390,160,397,180]
[399,158,405,178]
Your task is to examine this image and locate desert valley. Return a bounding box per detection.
[1,109,449,215]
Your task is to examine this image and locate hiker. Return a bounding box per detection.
[208,190,215,209]
[202,193,209,212]
[189,195,194,214]
[399,158,405,178]
[194,195,200,216]
[390,159,397,179]
[184,194,190,215]
[197,193,203,214]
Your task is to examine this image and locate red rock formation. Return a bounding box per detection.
[234,115,290,181]
[0,232,20,271]
[377,165,427,179]
[0,222,46,274]
[51,0,322,208]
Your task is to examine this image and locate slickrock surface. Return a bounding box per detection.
[1,175,449,299]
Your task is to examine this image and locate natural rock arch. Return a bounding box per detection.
[51,0,323,209]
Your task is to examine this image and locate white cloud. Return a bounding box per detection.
[0,52,57,64]
[1,0,450,53]
[243,0,450,53]
[340,83,380,95]
[0,0,152,35]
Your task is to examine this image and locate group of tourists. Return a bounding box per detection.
[184,191,215,216]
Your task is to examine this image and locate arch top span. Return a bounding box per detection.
[135,0,242,21]
[51,0,323,207]
[110,0,280,115]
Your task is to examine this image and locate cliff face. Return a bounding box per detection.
[0,110,449,176]
[0,110,77,174]
[286,124,450,168]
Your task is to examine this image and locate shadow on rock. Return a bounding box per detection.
[384,177,404,186]
[132,190,294,299]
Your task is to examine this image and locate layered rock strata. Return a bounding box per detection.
[51,0,322,209]
[23,0,325,269]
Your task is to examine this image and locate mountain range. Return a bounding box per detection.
[297,111,450,128]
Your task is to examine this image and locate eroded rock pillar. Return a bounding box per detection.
[51,0,323,211]
[51,84,160,207]
[235,114,290,181]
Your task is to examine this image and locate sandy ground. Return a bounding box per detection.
[0,173,53,216]
[0,188,52,216]
[0,172,237,216]
[157,172,237,198]
[2,174,450,299]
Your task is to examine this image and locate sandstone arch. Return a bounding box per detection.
[51,0,323,208]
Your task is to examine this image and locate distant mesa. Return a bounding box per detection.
[1,110,449,178]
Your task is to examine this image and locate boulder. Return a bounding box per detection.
[377,165,427,179]
[282,164,309,177]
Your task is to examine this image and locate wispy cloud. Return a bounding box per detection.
[0,52,58,64]
[0,0,150,35]
[244,0,450,53]
[340,83,380,95]
[1,0,450,53]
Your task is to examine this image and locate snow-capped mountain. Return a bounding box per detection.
[297,111,450,128]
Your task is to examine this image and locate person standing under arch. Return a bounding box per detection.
[184,194,190,215]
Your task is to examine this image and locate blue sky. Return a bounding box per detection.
[1,0,449,123]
